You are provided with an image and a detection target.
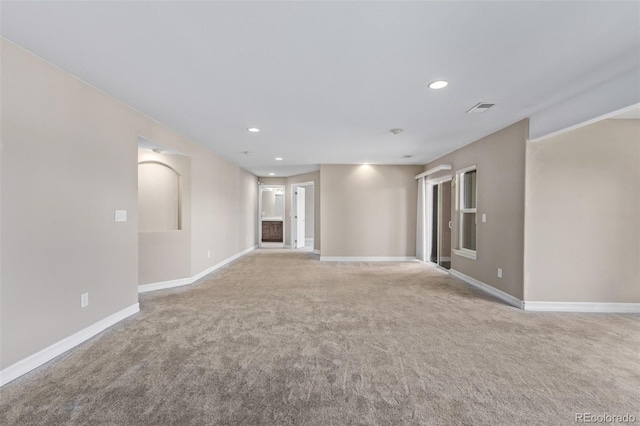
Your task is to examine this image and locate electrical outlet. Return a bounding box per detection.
[497,268,503,279]
[81,292,89,308]
[207,250,211,258]
[482,213,487,223]
[115,210,127,222]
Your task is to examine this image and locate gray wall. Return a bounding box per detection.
[320,164,422,257]
[424,120,528,299]
[1,39,257,369]
[524,119,640,302]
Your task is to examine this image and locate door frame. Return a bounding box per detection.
[258,184,285,248]
[426,175,452,268]
[290,181,315,250]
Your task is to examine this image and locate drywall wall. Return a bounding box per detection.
[188,139,257,276]
[288,172,320,250]
[137,150,192,285]
[423,120,528,299]
[1,38,258,371]
[524,119,640,302]
[304,184,315,238]
[1,38,139,368]
[321,164,422,257]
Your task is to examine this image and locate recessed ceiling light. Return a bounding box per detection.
[428,80,448,89]
[275,157,283,161]
[247,127,260,133]
[243,151,252,155]
[403,155,413,158]
[268,172,275,176]
[390,128,403,135]
[152,148,163,154]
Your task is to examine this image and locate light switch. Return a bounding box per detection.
[482,213,487,223]
[115,210,127,222]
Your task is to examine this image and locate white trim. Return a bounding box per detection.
[305,237,313,244]
[313,249,321,254]
[259,184,285,248]
[456,164,477,175]
[138,245,257,293]
[523,302,640,313]
[0,303,140,387]
[452,249,477,260]
[415,164,452,180]
[291,180,315,187]
[449,269,524,309]
[291,181,315,250]
[320,256,417,262]
[425,175,452,185]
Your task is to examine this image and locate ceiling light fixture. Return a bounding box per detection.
[275,157,283,161]
[268,172,275,176]
[152,148,163,154]
[243,151,252,155]
[247,127,260,133]
[390,128,403,135]
[403,155,413,158]
[428,80,448,89]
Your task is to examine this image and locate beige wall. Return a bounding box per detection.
[0,39,257,369]
[304,184,314,238]
[524,119,640,302]
[321,164,422,257]
[424,120,528,299]
[137,151,192,285]
[1,39,139,368]
[189,141,257,276]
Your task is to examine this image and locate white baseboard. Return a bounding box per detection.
[305,238,313,244]
[449,269,524,309]
[138,245,257,293]
[320,256,417,262]
[0,303,140,387]
[523,302,640,313]
[313,249,320,254]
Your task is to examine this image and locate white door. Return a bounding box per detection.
[295,187,305,248]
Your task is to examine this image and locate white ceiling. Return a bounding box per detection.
[1,1,639,177]
[611,105,640,120]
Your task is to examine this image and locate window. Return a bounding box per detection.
[454,166,477,259]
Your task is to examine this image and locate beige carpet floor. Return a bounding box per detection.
[1,251,639,425]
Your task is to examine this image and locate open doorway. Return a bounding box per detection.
[428,177,452,269]
[291,181,315,251]
[259,184,285,248]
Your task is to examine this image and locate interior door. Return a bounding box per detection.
[438,181,452,270]
[295,187,305,248]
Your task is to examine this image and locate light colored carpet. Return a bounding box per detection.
[1,251,638,425]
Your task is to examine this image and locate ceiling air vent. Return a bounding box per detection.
[466,103,495,113]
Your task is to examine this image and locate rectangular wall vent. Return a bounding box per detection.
[466,103,495,113]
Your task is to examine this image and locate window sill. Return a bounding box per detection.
[453,249,477,260]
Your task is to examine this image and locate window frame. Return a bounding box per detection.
[453,165,477,260]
